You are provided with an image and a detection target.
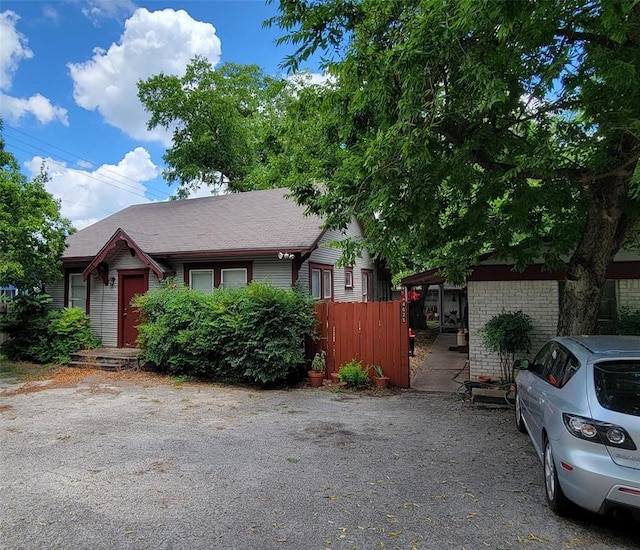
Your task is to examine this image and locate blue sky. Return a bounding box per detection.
[1,0,320,229]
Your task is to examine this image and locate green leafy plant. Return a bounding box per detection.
[0,292,100,363]
[481,310,533,383]
[371,364,385,378]
[613,307,640,336]
[338,359,369,388]
[311,350,326,372]
[134,279,317,385]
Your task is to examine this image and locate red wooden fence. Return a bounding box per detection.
[310,301,410,388]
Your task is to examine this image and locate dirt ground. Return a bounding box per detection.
[1,369,637,550]
[409,328,437,380]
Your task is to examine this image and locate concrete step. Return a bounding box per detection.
[471,387,515,407]
[68,348,140,371]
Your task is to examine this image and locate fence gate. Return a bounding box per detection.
[311,301,410,388]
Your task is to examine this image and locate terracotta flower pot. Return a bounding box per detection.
[308,370,325,388]
[374,376,390,389]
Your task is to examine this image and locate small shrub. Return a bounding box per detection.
[613,307,640,336]
[338,359,369,388]
[311,351,326,372]
[481,310,533,383]
[1,293,100,363]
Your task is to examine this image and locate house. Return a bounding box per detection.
[402,248,640,381]
[46,188,385,348]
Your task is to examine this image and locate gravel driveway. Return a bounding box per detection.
[1,372,638,550]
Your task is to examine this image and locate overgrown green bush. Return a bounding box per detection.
[0,293,100,363]
[613,307,640,336]
[133,280,317,385]
[338,359,369,388]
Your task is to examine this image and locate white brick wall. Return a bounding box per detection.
[468,280,558,381]
[619,279,640,310]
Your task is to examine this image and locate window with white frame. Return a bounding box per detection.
[310,263,333,300]
[221,268,248,289]
[68,273,87,310]
[190,269,214,294]
[361,270,373,302]
[323,270,333,299]
[344,267,354,289]
[311,269,322,299]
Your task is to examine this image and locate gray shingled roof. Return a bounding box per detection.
[64,188,325,259]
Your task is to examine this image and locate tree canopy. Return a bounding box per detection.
[138,60,295,195]
[137,1,640,335]
[0,123,73,290]
[265,0,640,334]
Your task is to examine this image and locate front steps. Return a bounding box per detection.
[68,347,140,371]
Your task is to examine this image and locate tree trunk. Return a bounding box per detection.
[557,175,633,336]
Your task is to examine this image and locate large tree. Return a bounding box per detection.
[265,0,640,335]
[0,123,73,290]
[138,60,294,195]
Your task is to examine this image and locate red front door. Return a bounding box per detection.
[119,270,148,347]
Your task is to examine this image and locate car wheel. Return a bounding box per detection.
[543,437,571,515]
[515,393,526,433]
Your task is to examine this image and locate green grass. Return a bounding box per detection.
[0,356,57,382]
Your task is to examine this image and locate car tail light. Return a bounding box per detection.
[562,414,637,450]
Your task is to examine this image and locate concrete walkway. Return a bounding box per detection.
[412,332,469,393]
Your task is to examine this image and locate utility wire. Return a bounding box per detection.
[3,126,173,202]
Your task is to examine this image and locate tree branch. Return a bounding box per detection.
[556,28,619,50]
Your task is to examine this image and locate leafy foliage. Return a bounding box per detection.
[311,350,326,372]
[0,293,100,363]
[133,280,317,385]
[338,359,369,388]
[0,121,73,289]
[613,307,640,335]
[265,0,640,335]
[481,311,533,383]
[138,60,293,195]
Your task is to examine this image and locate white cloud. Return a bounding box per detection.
[288,71,334,89]
[24,147,160,230]
[68,8,222,146]
[0,10,33,90]
[81,0,137,25]
[0,9,69,126]
[0,92,69,125]
[42,5,60,23]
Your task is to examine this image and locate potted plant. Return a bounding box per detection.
[371,364,390,388]
[309,351,326,387]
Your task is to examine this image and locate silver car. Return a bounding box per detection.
[514,335,640,519]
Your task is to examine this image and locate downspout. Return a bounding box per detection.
[438,283,444,333]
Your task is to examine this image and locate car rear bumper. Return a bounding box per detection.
[552,438,640,514]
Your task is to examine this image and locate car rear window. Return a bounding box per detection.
[594,361,640,417]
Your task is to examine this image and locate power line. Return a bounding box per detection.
[3,126,173,202]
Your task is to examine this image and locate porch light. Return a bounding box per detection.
[278,252,295,260]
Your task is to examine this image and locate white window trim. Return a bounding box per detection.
[189,269,214,294]
[220,268,248,289]
[68,273,87,309]
[323,270,333,299]
[344,268,354,289]
[311,269,322,299]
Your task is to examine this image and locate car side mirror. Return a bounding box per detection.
[513,359,529,370]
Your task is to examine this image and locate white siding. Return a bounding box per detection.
[46,280,65,310]
[88,249,164,347]
[253,257,293,288]
[301,219,374,302]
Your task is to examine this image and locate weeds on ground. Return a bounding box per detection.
[0,356,58,383]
